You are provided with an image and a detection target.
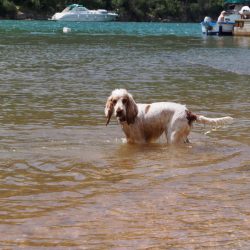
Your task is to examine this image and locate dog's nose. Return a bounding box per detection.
[116,109,123,117]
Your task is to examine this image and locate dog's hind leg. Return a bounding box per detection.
[166,123,191,144]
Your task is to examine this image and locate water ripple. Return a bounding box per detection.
[0,21,249,249]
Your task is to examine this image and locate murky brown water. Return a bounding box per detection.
[0,21,250,249]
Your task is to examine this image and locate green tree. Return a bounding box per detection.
[0,0,225,22]
[0,0,17,17]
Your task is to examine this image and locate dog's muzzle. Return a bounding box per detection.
[116,110,126,123]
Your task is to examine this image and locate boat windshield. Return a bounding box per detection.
[77,7,88,12]
[61,4,88,13]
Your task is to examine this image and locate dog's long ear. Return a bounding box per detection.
[126,93,138,125]
[105,95,114,126]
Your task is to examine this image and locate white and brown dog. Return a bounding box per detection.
[105,89,233,144]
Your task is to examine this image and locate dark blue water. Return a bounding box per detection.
[0,20,201,36]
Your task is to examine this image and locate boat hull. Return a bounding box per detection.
[201,21,234,35]
[52,12,118,22]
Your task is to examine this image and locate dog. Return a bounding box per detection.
[105,89,233,144]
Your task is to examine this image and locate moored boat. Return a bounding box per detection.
[51,4,118,22]
[234,19,250,35]
[201,17,235,35]
[201,0,250,36]
[234,5,250,35]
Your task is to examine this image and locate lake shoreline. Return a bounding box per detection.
[0,14,184,23]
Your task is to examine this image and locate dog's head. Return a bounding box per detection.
[105,89,138,126]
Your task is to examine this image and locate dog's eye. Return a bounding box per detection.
[122,98,128,104]
[112,99,117,105]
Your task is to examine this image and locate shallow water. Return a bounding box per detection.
[0,21,250,249]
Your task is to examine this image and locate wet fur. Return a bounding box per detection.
[105,89,233,144]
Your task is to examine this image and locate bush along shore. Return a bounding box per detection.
[0,0,225,22]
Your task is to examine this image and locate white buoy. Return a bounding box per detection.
[63,27,71,33]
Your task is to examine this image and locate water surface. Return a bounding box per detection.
[0,21,250,249]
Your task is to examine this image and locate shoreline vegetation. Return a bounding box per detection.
[0,0,225,22]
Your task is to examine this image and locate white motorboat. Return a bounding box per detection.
[51,4,118,22]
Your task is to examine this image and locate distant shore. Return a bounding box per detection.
[0,10,51,21]
[0,11,182,23]
[0,0,223,22]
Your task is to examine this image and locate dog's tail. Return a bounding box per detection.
[196,115,233,126]
[186,110,233,127]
